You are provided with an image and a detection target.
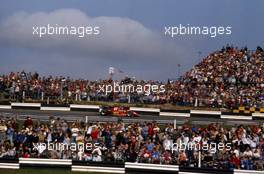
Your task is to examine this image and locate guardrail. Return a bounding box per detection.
[125,162,179,174]
[19,158,72,168]
[0,158,19,169]
[72,160,125,173]
[0,159,263,174]
[0,162,19,169]
[233,169,264,174]
[0,102,263,121]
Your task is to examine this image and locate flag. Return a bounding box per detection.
[109,67,115,75]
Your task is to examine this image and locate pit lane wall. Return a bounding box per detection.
[0,159,263,174]
[0,102,263,120]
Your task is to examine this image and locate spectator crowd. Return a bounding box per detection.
[172,46,264,108]
[0,115,264,170]
[0,45,263,109]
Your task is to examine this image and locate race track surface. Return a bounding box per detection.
[0,109,262,126]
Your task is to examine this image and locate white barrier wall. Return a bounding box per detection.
[0,159,263,174]
[0,102,262,121]
[234,169,264,174]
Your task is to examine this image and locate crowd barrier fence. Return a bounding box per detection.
[0,159,263,174]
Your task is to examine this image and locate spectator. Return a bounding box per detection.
[0,115,263,170]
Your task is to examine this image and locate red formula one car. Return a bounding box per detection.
[99,106,139,117]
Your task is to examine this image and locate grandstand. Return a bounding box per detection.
[175,46,264,109]
[0,46,263,110]
[0,46,264,173]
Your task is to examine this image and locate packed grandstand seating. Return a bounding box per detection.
[175,45,264,109]
[0,116,264,170]
[0,46,264,109]
[1,46,264,171]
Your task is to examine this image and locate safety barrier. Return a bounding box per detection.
[0,102,263,120]
[0,162,19,169]
[233,169,264,174]
[125,162,179,174]
[72,160,125,173]
[0,158,19,169]
[233,106,264,114]
[19,158,72,168]
[72,165,125,173]
[0,159,263,174]
[70,104,100,112]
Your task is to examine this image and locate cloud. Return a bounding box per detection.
[0,9,191,80]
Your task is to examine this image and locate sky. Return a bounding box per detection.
[0,0,263,81]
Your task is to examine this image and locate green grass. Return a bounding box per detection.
[0,168,106,174]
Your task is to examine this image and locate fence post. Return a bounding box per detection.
[198,150,201,168]
[128,95,131,104]
[22,91,25,101]
[85,116,88,130]
[41,92,44,101]
[195,97,198,107]
[87,95,90,101]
